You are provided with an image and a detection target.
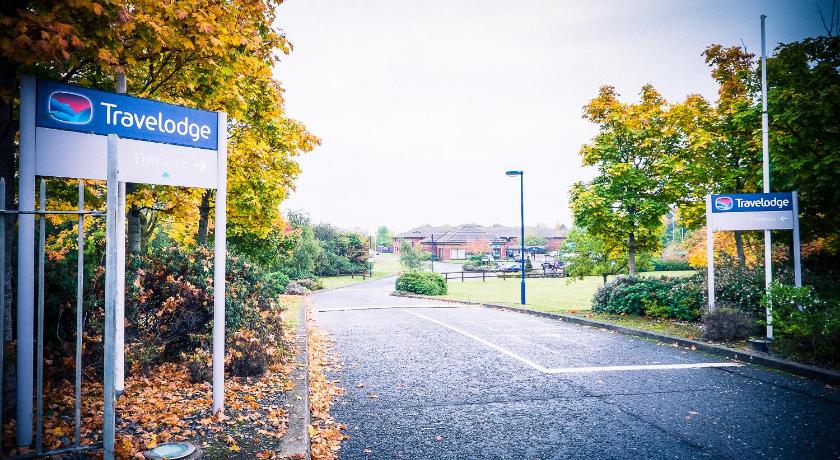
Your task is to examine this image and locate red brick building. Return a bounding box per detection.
[393,224,568,261]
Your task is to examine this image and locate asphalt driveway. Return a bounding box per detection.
[311,277,840,459]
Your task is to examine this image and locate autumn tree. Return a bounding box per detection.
[0,0,318,254]
[570,85,678,275]
[671,45,762,268]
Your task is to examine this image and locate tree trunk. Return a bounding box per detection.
[734,230,746,270]
[196,190,212,245]
[602,273,608,285]
[628,232,637,275]
[125,183,143,253]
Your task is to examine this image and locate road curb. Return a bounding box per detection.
[278,299,311,460]
[393,293,840,385]
[315,274,399,293]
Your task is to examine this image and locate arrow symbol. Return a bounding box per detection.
[780,216,788,221]
[162,171,170,178]
[194,160,207,172]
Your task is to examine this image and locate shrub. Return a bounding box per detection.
[463,262,495,272]
[652,259,691,271]
[297,278,324,291]
[395,272,447,295]
[764,283,840,366]
[702,308,758,341]
[592,275,702,320]
[284,281,310,295]
[184,348,212,384]
[227,330,270,377]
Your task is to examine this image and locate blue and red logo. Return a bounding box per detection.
[714,196,734,211]
[48,91,92,124]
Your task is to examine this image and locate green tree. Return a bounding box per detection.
[562,227,630,284]
[767,34,840,251]
[571,85,677,275]
[376,226,393,248]
[524,234,547,246]
[399,240,428,272]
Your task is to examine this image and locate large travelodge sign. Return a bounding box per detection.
[32,79,222,189]
[36,80,218,150]
[708,192,794,231]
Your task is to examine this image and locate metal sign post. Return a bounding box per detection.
[17,76,228,456]
[705,191,802,340]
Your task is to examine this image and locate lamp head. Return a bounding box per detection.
[505,170,523,176]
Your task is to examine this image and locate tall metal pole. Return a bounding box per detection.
[17,75,36,447]
[760,15,773,340]
[36,179,45,453]
[706,195,715,311]
[75,180,84,447]
[212,112,228,414]
[430,233,435,272]
[519,173,525,305]
[115,72,127,393]
[0,178,4,453]
[103,134,119,459]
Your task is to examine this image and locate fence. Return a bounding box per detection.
[440,268,566,282]
[0,178,104,457]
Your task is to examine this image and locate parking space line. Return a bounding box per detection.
[404,310,741,374]
[318,305,458,312]
[404,310,551,372]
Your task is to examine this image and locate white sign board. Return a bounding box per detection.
[707,193,794,231]
[18,76,228,456]
[33,79,220,188]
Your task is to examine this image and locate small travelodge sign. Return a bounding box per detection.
[708,192,794,231]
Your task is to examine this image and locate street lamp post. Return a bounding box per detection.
[506,170,525,305]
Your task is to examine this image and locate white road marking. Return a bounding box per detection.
[318,305,457,312]
[542,362,741,373]
[405,310,741,374]
[404,310,551,372]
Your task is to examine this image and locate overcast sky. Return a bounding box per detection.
[274,0,830,235]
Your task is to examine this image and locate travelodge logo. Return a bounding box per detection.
[714,196,734,211]
[48,91,93,124]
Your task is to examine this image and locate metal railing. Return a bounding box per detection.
[0,178,105,456]
[439,267,566,282]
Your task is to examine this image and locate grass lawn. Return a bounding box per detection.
[319,253,403,289]
[441,270,697,312]
[567,311,703,339]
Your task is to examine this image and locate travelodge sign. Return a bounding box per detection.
[708,192,795,231]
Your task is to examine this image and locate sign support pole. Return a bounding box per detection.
[115,73,127,394]
[792,192,802,288]
[17,75,36,447]
[103,134,119,459]
[706,195,715,311]
[212,113,227,414]
[760,14,773,340]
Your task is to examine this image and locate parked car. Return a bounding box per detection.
[498,262,521,272]
[480,255,495,263]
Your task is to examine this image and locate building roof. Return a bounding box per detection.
[396,224,568,243]
[422,224,507,245]
[394,225,453,239]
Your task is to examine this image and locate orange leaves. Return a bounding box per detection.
[307,306,348,460]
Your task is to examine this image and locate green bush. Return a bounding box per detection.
[395,272,448,295]
[764,283,840,366]
[652,259,691,271]
[702,308,758,341]
[592,275,702,320]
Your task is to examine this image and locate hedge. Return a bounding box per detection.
[395,272,448,296]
